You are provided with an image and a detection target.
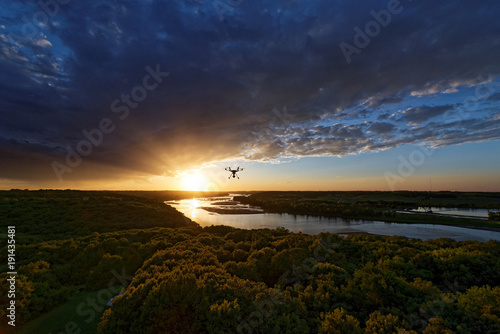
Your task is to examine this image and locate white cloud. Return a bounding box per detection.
[411,76,494,97]
[411,85,442,97]
[442,87,459,94]
[34,39,52,47]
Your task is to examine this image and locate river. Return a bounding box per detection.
[407,207,493,219]
[165,195,500,242]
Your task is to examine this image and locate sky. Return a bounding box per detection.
[0,0,499,192]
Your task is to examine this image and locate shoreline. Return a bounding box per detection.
[460,225,500,233]
[397,210,489,220]
[200,206,264,215]
[197,206,500,233]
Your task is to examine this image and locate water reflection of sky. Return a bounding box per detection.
[412,207,496,218]
[165,197,500,242]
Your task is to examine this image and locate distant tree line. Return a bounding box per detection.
[489,212,500,221]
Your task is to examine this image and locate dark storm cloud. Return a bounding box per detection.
[1,0,500,183]
[398,105,453,124]
[368,122,395,134]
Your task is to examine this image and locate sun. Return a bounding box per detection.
[180,173,207,191]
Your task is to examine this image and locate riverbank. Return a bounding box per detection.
[203,205,500,233]
[235,191,500,230]
[168,196,500,241]
[362,211,500,231]
[200,206,263,214]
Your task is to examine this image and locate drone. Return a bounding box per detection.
[225,167,244,179]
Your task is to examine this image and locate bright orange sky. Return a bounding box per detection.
[2,142,499,192]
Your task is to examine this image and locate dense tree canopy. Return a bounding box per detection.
[0,190,498,333]
[97,228,500,333]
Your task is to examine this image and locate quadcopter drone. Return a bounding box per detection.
[225,167,244,179]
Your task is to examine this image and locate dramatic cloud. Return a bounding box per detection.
[399,105,453,124]
[368,122,396,135]
[1,0,500,184]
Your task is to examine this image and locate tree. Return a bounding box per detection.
[207,299,241,333]
[423,316,453,334]
[86,253,125,290]
[319,308,362,334]
[364,311,415,334]
[457,285,500,322]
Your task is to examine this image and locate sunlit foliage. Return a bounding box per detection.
[1,190,498,333]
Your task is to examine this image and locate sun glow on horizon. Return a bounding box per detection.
[180,172,207,191]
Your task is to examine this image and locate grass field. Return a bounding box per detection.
[20,287,120,334]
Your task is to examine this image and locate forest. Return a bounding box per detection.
[0,190,499,333]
